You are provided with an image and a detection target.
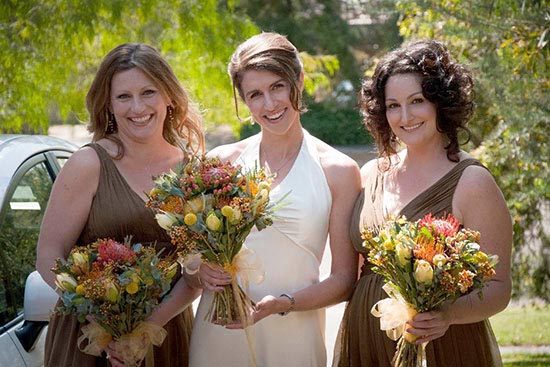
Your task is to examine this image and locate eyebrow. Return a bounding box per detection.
[244,78,286,99]
[385,90,423,101]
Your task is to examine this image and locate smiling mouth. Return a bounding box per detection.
[401,122,423,131]
[129,114,153,124]
[264,109,286,122]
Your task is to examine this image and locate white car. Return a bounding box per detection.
[0,134,77,367]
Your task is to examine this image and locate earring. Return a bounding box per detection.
[167,105,175,125]
[106,113,116,134]
[250,118,255,126]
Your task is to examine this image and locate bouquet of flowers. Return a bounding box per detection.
[362,213,498,367]
[147,155,285,328]
[52,237,177,367]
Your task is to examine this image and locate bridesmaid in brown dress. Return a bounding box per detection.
[334,40,512,367]
[36,43,204,367]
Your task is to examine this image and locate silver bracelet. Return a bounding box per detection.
[278,293,295,316]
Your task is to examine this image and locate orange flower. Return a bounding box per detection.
[159,195,184,214]
[413,235,444,264]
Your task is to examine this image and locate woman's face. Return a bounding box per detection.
[110,68,170,143]
[384,73,442,149]
[240,69,302,137]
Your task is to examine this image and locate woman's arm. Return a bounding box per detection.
[36,147,100,290]
[408,164,512,343]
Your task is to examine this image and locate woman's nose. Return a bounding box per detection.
[131,97,146,113]
[401,106,412,123]
[264,93,276,110]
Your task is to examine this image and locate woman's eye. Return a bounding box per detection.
[249,92,260,99]
[116,94,130,100]
[272,83,284,90]
[386,103,399,109]
[412,97,424,104]
[143,89,157,96]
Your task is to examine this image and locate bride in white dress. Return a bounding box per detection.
[186,32,361,367]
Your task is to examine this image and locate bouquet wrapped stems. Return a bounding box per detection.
[393,339,427,367]
[206,278,255,326]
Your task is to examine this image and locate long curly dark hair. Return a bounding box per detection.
[359,39,474,163]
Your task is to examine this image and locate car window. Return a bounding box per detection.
[0,160,53,326]
[56,157,69,168]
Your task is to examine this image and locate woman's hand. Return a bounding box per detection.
[105,342,125,367]
[406,307,453,344]
[199,262,232,292]
[224,294,292,329]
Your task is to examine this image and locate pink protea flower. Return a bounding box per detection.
[418,213,461,238]
[94,239,136,265]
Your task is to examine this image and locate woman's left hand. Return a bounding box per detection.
[224,294,286,329]
[406,308,453,344]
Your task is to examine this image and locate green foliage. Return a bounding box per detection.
[0,0,259,133]
[234,0,362,83]
[395,0,550,300]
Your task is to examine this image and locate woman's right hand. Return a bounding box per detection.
[198,262,232,292]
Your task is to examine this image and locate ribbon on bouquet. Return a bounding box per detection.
[370,283,417,341]
[225,247,266,288]
[225,247,265,367]
[115,321,167,367]
[78,320,167,367]
[371,283,428,367]
[78,321,112,356]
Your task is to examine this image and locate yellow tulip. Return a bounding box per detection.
[206,213,221,231]
[414,260,434,286]
[155,212,178,230]
[183,196,204,215]
[221,205,234,218]
[433,254,447,267]
[395,242,412,266]
[104,282,120,303]
[55,273,77,293]
[258,181,271,192]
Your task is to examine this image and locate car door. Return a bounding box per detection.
[0,149,71,367]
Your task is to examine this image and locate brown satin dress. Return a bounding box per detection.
[44,143,194,367]
[334,158,503,367]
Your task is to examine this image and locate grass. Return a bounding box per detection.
[490,303,550,346]
[490,303,550,366]
[502,353,550,367]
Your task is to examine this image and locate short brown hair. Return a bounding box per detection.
[360,39,474,163]
[86,43,204,157]
[228,32,305,120]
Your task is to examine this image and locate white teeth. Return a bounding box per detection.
[402,122,423,131]
[266,110,284,120]
[130,115,152,123]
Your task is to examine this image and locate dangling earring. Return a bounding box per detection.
[167,105,175,125]
[106,113,116,134]
[250,117,255,126]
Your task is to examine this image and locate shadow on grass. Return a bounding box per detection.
[503,353,550,367]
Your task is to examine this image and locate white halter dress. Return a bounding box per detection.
[189,130,332,367]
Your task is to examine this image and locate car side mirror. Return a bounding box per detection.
[23,271,59,322]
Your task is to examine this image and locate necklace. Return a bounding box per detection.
[260,141,302,176]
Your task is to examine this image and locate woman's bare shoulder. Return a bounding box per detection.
[207,135,256,163]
